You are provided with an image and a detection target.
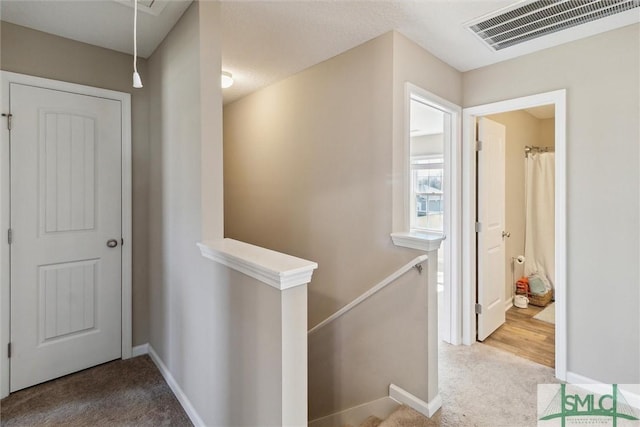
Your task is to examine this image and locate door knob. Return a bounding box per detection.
[106,239,118,248]
[502,231,511,239]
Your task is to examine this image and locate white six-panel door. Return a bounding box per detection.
[10,83,122,391]
[477,117,506,341]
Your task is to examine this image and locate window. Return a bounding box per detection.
[408,95,447,233]
[411,157,444,232]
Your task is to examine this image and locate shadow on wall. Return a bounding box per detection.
[308,269,429,421]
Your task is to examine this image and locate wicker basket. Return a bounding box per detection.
[528,290,552,307]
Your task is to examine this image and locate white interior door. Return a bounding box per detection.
[10,83,122,392]
[477,117,506,341]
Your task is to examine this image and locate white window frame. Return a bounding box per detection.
[391,82,462,345]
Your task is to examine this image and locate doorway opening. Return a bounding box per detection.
[476,108,556,369]
[462,90,567,380]
[406,84,461,346]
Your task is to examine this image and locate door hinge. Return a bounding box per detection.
[7,342,11,358]
[1,113,12,131]
[475,222,482,233]
[475,303,482,314]
[121,238,124,246]
[7,228,12,244]
[475,140,482,151]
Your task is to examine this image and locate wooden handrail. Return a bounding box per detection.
[308,255,428,335]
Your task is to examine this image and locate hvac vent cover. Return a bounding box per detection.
[467,0,640,51]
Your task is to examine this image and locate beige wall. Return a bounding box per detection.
[485,110,555,304]
[148,2,220,423]
[308,268,428,419]
[225,32,415,329]
[225,31,463,329]
[199,2,224,241]
[225,30,462,417]
[149,3,296,425]
[149,4,302,423]
[392,31,463,110]
[391,32,463,232]
[465,24,640,383]
[0,21,150,346]
[539,118,555,147]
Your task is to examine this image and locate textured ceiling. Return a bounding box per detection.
[220,1,640,104]
[0,0,192,58]
[220,0,517,104]
[1,1,638,105]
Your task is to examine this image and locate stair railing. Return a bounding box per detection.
[308,255,428,335]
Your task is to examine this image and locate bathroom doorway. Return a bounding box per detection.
[461,90,567,380]
[476,108,556,368]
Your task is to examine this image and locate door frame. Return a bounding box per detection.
[0,71,133,398]
[404,83,462,346]
[461,89,567,380]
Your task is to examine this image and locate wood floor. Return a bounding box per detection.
[481,305,555,368]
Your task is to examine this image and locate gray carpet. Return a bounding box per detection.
[350,342,560,427]
[2,343,560,427]
[353,406,435,427]
[0,355,192,427]
[435,342,561,426]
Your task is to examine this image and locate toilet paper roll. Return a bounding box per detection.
[516,255,525,265]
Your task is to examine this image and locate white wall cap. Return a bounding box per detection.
[197,238,318,290]
[391,231,444,252]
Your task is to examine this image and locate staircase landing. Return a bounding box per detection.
[344,405,433,427]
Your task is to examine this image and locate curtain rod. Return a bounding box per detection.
[525,145,554,157]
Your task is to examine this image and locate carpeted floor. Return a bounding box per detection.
[347,342,561,427]
[2,343,560,427]
[0,355,192,427]
[352,406,432,427]
[431,342,561,426]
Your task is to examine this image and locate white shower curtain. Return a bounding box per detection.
[524,152,555,288]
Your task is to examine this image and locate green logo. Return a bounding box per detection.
[539,384,639,426]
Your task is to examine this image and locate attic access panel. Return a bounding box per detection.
[113,0,168,16]
[467,0,640,51]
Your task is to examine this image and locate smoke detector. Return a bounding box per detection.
[466,0,640,51]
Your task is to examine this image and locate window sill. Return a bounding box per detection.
[391,231,445,252]
[197,239,318,291]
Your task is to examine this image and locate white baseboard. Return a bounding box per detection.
[389,384,441,417]
[566,371,603,385]
[566,371,640,411]
[147,345,206,427]
[504,299,513,311]
[309,396,398,427]
[132,343,149,357]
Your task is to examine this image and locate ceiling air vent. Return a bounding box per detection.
[467,0,640,51]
